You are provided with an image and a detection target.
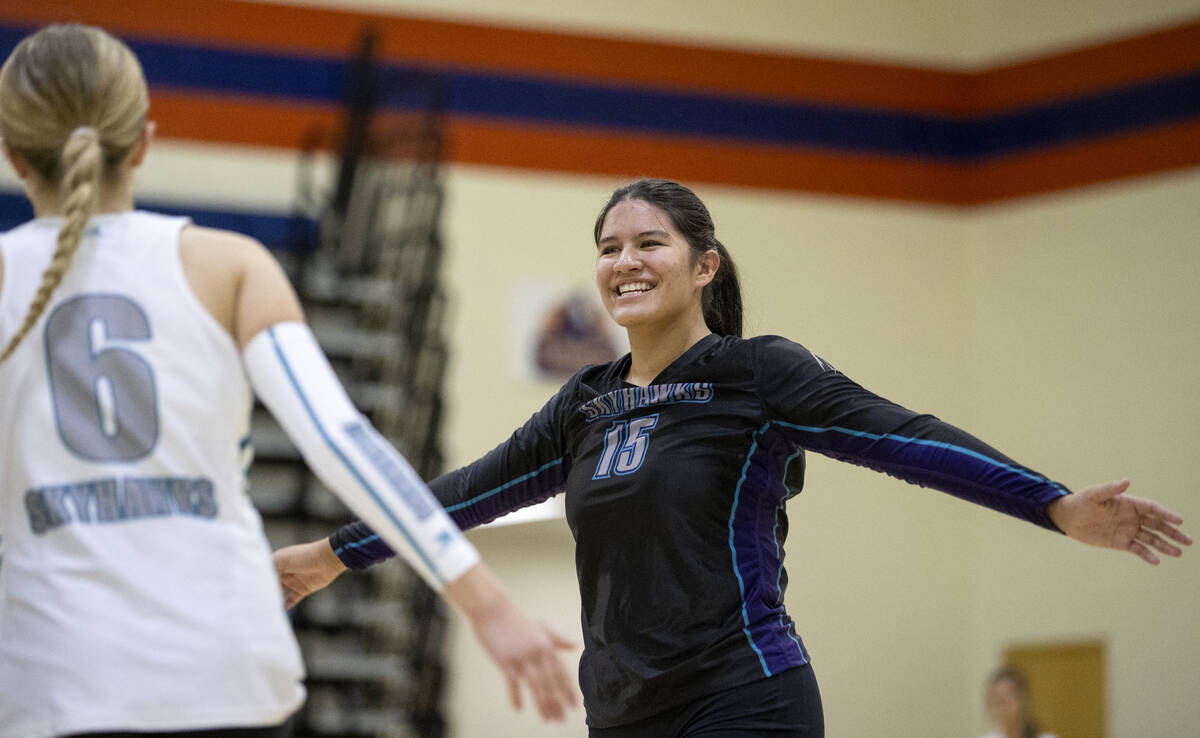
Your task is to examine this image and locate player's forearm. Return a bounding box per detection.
[244,322,480,589]
[328,427,571,570]
[441,562,512,622]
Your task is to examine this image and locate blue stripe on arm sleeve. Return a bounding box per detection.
[425,380,575,528]
[440,455,568,529]
[326,376,578,569]
[327,457,570,570]
[773,420,1068,530]
[753,335,1069,531]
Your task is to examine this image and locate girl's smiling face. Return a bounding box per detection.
[596,198,716,331]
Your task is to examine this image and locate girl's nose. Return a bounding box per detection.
[614,247,640,271]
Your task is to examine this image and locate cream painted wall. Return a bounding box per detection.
[261,0,974,65]
[0,140,326,212]
[265,0,1200,66]
[962,0,1200,65]
[960,170,1200,737]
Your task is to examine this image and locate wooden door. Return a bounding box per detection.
[1004,640,1106,738]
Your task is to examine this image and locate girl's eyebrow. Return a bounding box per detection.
[598,230,671,245]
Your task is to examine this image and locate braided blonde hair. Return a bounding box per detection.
[0,25,148,364]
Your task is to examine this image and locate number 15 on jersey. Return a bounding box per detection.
[592,414,659,480]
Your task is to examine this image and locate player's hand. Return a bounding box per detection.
[1047,479,1192,565]
[469,601,579,723]
[273,538,348,609]
[445,564,579,722]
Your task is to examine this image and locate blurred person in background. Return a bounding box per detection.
[980,667,1056,738]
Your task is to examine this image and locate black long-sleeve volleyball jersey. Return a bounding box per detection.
[329,334,1068,727]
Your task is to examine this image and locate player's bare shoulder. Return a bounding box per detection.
[178,225,269,336]
[179,225,269,269]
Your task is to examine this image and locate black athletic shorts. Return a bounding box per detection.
[588,663,824,737]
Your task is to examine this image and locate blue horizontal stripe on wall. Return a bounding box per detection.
[449,72,968,158]
[1,25,1198,161]
[974,70,1200,158]
[0,190,314,252]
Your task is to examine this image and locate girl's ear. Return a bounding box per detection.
[2,140,32,181]
[127,120,156,169]
[695,248,720,287]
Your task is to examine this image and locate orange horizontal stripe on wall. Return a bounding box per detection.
[967,117,1200,202]
[148,89,341,150]
[443,117,970,205]
[0,0,968,114]
[7,1,1198,117]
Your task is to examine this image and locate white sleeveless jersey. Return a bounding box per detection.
[0,212,305,737]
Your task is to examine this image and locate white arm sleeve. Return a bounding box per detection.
[242,322,480,591]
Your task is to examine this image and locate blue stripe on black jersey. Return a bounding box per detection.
[266,327,447,585]
[774,450,807,657]
[329,455,569,568]
[729,423,811,677]
[771,420,1068,526]
[334,533,380,556]
[330,523,394,570]
[443,456,567,525]
[728,438,772,675]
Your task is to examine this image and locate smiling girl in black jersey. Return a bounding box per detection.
[274,178,1191,737]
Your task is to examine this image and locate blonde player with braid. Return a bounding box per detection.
[0,24,576,738]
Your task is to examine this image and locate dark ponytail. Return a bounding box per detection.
[701,238,741,338]
[594,178,743,337]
